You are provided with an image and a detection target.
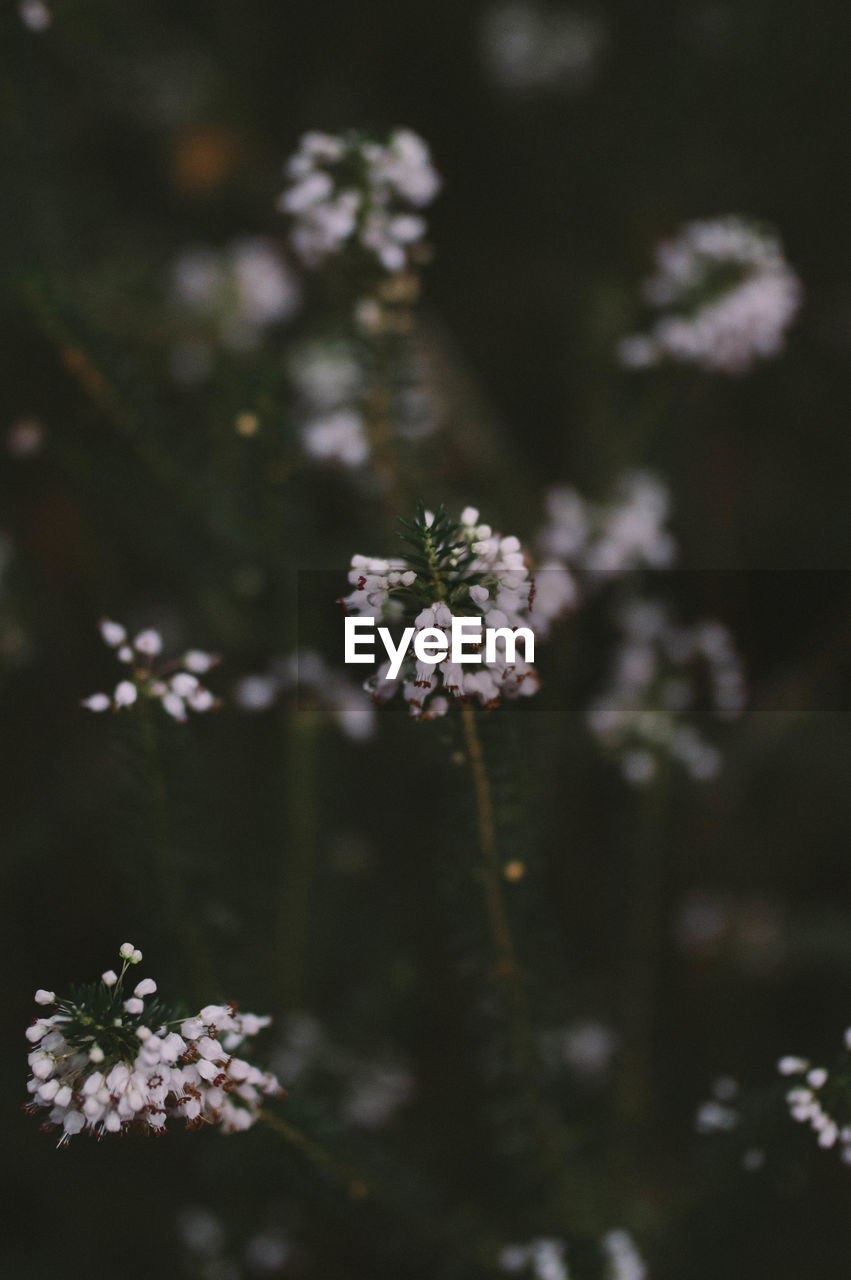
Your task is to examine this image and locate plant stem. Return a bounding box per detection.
[459,702,559,1180]
[260,1109,371,1201]
[136,697,216,1001]
[274,706,321,1009]
[613,768,670,1177]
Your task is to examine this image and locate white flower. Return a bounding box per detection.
[170,238,301,368]
[133,629,163,656]
[586,598,745,784]
[133,978,157,998]
[113,680,138,708]
[34,990,55,1006]
[602,1230,647,1280]
[25,947,281,1145]
[302,411,369,467]
[537,471,676,578]
[82,620,220,720]
[19,1,52,32]
[618,216,802,374]
[481,3,608,96]
[279,128,440,273]
[99,619,127,647]
[341,506,572,718]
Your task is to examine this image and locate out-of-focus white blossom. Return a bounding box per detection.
[537,471,676,577]
[618,217,802,374]
[303,409,369,467]
[170,237,301,382]
[500,1238,570,1279]
[480,3,608,95]
[278,129,440,273]
[19,0,51,31]
[601,1230,647,1280]
[779,1030,851,1164]
[587,598,745,784]
[539,1019,617,1079]
[25,946,281,1145]
[271,1011,414,1131]
[82,618,220,721]
[7,416,46,458]
[232,650,376,740]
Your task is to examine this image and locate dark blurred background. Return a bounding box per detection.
[2,2,851,1277]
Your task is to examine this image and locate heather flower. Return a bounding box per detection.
[499,1238,570,1279]
[340,504,574,718]
[278,129,440,274]
[170,237,301,383]
[537,471,676,577]
[777,1029,851,1163]
[601,1231,647,1280]
[232,650,376,740]
[25,945,281,1145]
[81,619,220,721]
[480,2,608,95]
[618,216,802,373]
[587,599,746,783]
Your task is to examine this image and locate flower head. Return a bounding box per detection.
[82,620,220,721]
[278,129,440,275]
[25,946,281,1145]
[340,504,574,718]
[618,216,802,374]
[587,599,746,784]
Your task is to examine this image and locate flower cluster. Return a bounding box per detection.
[340,504,574,718]
[82,619,220,721]
[500,1238,569,1280]
[537,471,676,578]
[288,338,369,468]
[587,599,746,784]
[25,945,282,1145]
[779,1039,851,1162]
[618,216,802,374]
[500,1231,646,1279]
[170,237,300,383]
[272,1011,414,1130]
[177,1204,292,1279]
[480,2,608,96]
[278,129,440,274]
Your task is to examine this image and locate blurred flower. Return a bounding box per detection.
[271,1011,414,1131]
[539,1018,618,1079]
[587,599,746,783]
[537,471,676,576]
[19,0,51,32]
[618,216,802,373]
[169,237,301,382]
[82,618,220,721]
[278,129,440,273]
[500,1238,569,1279]
[25,945,281,1144]
[780,1033,851,1162]
[480,3,608,95]
[232,650,376,740]
[601,1231,647,1280]
[7,416,46,458]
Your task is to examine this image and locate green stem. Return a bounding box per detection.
[459,703,559,1183]
[273,706,322,1009]
[260,1109,371,1201]
[136,697,216,1001]
[613,768,671,1176]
